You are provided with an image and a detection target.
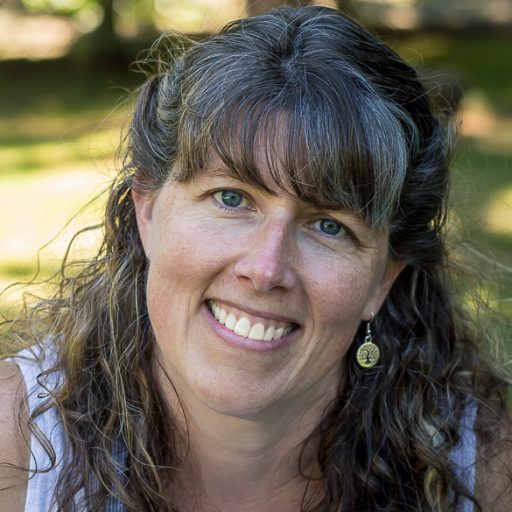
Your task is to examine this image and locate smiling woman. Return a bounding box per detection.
[1,5,511,512]
[134,163,398,420]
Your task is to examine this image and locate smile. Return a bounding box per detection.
[207,300,296,341]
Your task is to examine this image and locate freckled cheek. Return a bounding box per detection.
[304,270,370,369]
[146,218,239,330]
[308,263,372,329]
[152,220,235,277]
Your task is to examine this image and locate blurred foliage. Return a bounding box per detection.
[398,35,512,114]
[15,0,244,39]
[23,0,99,14]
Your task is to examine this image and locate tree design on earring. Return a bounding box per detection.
[356,319,380,368]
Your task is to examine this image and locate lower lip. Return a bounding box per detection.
[202,303,300,352]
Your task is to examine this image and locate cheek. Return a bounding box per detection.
[145,215,236,331]
[150,216,227,281]
[307,256,372,329]
[298,265,373,381]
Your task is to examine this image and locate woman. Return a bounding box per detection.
[1,5,511,511]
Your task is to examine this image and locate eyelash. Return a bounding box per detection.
[310,219,349,241]
[211,189,354,242]
[211,189,251,211]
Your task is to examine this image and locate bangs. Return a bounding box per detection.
[170,43,416,229]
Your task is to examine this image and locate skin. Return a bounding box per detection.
[474,410,512,512]
[0,362,29,512]
[134,155,404,510]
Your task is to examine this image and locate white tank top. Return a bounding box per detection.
[10,344,477,512]
[9,344,75,511]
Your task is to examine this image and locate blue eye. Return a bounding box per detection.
[317,219,345,237]
[214,190,245,208]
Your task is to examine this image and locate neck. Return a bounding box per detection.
[181,414,323,511]
[156,366,338,511]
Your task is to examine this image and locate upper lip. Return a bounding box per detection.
[207,298,301,327]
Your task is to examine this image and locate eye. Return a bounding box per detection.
[213,189,247,209]
[313,218,347,238]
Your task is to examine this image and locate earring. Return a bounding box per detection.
[356,315,380,368]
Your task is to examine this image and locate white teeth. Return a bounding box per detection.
[273,327,285,341]
[209,301,294,341]
[234,317,251,337]
[248,323,265,341]
[225,313,237,330]
[263,325,275,341]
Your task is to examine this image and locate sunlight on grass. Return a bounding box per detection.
[1,127,121,175]
[0,164,110,259]
[0,136,114,315]
[0,72,129,318]
[487,187,512,235]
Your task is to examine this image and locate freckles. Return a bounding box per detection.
[154,228,207,278]
[146,270,176,321]
[316,266,367,312]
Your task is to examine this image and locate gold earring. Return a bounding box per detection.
[356,316,380,368]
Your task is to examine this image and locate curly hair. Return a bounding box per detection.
[3,6,510,511]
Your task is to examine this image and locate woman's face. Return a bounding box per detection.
[134,157,402,419]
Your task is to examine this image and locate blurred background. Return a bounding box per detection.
[0,0,511,321]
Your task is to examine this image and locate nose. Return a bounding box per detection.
[233,219,297,293]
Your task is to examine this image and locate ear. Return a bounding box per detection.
[362,259,406,321]
[132,190,154,259]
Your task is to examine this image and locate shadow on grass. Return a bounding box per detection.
[1,136,118,176]
[0,57,142,117]
[455,144,511,199]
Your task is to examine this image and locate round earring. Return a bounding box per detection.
[356,315,380,368]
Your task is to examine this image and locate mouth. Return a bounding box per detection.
[206,299,300,342]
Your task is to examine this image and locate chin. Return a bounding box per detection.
[192,378,282,419]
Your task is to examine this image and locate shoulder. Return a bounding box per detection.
[475,409,512,512]
[0,360,30,512]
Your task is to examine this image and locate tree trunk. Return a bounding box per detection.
[247,0,312,17]
[97,0,116,38]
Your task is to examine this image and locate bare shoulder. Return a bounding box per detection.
[0,359,30,512]
[475,409,512,512]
